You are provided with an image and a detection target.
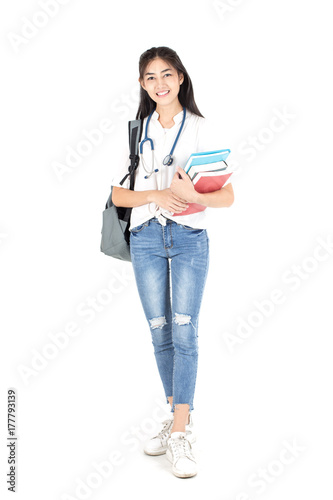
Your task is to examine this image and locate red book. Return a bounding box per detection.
[173,170,233,216]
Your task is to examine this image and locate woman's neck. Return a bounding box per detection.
[156,100,183,127]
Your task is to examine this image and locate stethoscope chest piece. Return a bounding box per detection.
[162,154,173,166]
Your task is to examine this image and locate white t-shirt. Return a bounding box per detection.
[111,107,231,231]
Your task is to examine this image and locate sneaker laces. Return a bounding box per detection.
[169,435,195,463]
[154,419,173,446]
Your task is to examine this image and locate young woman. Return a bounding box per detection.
[111,46,234,478]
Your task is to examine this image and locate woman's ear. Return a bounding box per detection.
[138,77,146,91]
[179,73,184,85]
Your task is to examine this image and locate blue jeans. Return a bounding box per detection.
[129,216,210,412]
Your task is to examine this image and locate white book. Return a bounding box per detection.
[187,160,229,180]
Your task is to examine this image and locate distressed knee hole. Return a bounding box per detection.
[149,316,167,330]
[174,313,191,325]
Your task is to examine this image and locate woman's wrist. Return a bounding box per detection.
[192,190,203,205]
[147,190,158,204]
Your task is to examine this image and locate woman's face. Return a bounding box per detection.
[139,57,184,107]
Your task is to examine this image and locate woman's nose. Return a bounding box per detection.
[155,78,166,87]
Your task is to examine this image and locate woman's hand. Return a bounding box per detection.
[170,166,197,203]
[152,188,189,214]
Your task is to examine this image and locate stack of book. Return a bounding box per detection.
[173,149,232,216]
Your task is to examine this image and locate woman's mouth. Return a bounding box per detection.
[156,90,170,98]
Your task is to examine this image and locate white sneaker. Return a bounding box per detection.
[166,431,197,478]
[143,413,195,456]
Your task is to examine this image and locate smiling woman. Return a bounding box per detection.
[135,47,204,127]
[140,61,183,129]
[145,67,176,108]
[109,46,234,479]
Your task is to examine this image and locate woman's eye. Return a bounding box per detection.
[147,74,171,80]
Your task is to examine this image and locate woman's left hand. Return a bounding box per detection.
[170,166,197,203]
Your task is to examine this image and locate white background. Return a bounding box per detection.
[1,0,332,498]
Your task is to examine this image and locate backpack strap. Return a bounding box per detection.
[116,119,143,234]
[119,119,143,188]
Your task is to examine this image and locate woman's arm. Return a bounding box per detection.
[111,186,190,213]
[193,183,234,208]
[170,166,235,208]
[112,186,156,208]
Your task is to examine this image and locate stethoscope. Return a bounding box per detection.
[139,106,186,179]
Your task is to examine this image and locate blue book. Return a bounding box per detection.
[184,149,231,176]
[184,149,231,180]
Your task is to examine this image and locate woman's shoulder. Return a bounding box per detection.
[185,109,207,130]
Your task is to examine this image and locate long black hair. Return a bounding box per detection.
[136,46,204,120]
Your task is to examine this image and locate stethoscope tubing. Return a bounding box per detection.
[139,106,186,178]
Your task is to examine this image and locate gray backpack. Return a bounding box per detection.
[100,119,143,260]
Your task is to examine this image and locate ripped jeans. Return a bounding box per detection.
[130,216,210,413]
